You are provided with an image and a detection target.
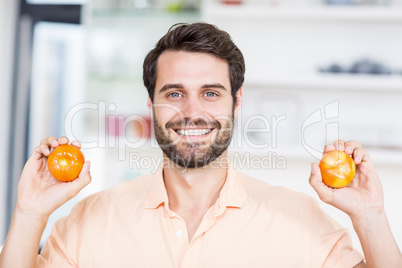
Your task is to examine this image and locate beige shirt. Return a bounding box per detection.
[37,166,363,267]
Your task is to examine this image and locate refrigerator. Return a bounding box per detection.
[4,0,84,247]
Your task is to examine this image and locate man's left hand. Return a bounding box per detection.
[309,139,385,221]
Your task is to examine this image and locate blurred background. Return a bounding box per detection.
[1,0,402,255]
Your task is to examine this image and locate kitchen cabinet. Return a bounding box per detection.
[201,0,402,165]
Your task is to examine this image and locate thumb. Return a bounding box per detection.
[67,161,92,197]
[309,163,333,204]
[77,161,92,187]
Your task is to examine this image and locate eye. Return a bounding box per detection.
[205,92,217,97]
[168,92,181,98]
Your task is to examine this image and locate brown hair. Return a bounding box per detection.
[143,22,245,105]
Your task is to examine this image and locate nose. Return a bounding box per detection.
[181,93,205,119]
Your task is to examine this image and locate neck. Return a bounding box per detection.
[162,150,230,211]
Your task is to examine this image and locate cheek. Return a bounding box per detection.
[206,101,234,120]
[154,106,181,124]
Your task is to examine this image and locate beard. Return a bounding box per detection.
[153,108,234,169]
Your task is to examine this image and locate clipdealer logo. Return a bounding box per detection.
[301,100,340,161]
[128,151,287,173]
[64,101,288,161]
[63,100,341,169]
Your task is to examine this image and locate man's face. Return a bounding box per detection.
[149,51,241,169]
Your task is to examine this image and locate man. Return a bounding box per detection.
[0,23,401,267]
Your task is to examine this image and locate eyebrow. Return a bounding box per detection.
[158,84,184,93]
[202,83,227,91]
[158,83,227,94]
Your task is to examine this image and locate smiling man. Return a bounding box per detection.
[151,51,236,170]
[1,23,401,268]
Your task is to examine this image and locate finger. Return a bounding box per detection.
[344,145,353,155]
[30,136,62,161]
[31,144,50,160]
[352,148,370,165]
[39,144,51,156]
[344,140,361,155]
[40,136,58,149]
[31,149,43,160]
[66,161,92,199]
[77,161,91,185]
[71,140,81,149]
[352,148,365,165]
[58,136,69,145]
[309,163,334,204]
[323,145,336,154]
[334,139,345,151]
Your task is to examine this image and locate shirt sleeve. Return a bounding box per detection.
[36,201,84,268]
[308,200,364,268]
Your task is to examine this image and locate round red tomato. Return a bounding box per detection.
[319,150,356,188]
[47,144,85,182]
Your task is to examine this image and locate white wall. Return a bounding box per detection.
[0,0,18,244]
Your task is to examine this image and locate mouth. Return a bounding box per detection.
[174,128,214,137]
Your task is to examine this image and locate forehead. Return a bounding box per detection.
[155,51,230,86]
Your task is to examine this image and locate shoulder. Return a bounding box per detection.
[233,170,341,234]
[73,172,156,216]
[235,170,319,212]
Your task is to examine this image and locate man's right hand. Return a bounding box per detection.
[16,136,92,219]
[0,136,91,268]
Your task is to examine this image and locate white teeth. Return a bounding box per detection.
[176,129,212,136]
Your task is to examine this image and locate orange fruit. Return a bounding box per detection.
[47,144,85,182]
[319,150,355,188]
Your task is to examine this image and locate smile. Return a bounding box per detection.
[174,128,213,136]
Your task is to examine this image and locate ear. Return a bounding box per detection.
[147,97,153,117]
[234,88,242,118]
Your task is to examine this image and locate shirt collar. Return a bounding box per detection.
[144,164,247,210]
[143,167,167,209]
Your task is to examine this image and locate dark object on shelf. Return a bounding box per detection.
[349,59,392,74]
[325,0,353,5]
[325,0,390,5]
[222,0,243,5]
[320,58,393,75]
[319,63,345,73]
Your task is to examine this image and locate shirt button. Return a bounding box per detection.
[176,230,183,238]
